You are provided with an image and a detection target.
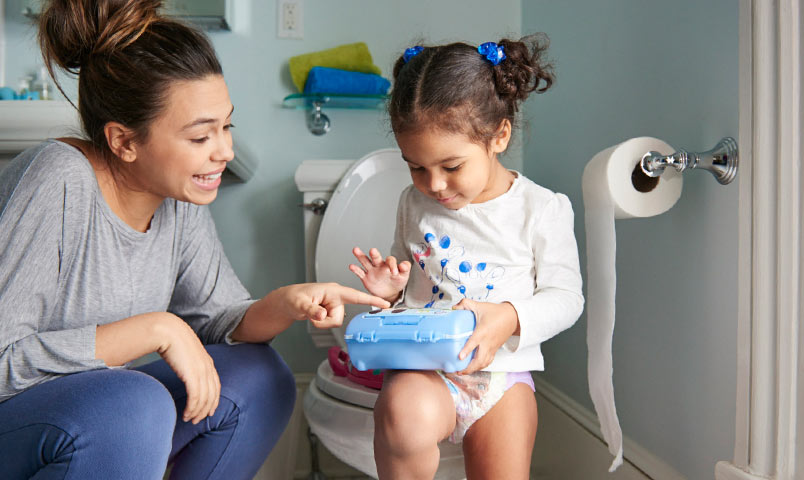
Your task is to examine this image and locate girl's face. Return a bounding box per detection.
[395,124,511,210]
[128,74,234,205]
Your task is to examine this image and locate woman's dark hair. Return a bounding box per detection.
[389,34,554,148]
[38,0,222,158]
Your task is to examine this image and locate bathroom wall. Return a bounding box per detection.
[1,0,522,373]
[522,1,738,479]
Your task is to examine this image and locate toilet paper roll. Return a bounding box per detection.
[582,137,682,472]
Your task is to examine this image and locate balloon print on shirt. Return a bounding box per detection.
[413,232,506,307]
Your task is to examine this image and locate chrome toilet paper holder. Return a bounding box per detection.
[640,137,738,185]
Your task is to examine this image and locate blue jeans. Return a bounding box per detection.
[0,343,296,480]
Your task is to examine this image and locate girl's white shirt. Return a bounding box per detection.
[391,171,584,372]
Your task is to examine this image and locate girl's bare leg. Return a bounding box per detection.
[373,370,456,479]
[462,383,538,479]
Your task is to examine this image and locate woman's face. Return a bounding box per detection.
[130,74,234,205]
[395,126,509,210]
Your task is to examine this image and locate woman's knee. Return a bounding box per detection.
[1,369,176,478]
[80,369,176,449]
[210,344,296,429]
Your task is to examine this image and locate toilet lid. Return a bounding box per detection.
[314,148,412,349]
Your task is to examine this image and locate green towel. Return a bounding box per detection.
[289,42,382,92]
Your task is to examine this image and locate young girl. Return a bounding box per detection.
[0,1,387,479]
[349,36,584,478]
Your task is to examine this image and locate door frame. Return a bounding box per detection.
[716,1,802,479]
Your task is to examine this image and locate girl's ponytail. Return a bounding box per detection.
[389,33,554,147]
[494,34,554,108]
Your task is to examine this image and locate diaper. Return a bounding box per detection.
[437,371,535,443]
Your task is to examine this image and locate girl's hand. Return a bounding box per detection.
[280,282,391,329]
[349,247,411,303]
[453,299,519,375]
[155,314,221,424]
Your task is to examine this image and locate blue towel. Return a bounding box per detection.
[303,66,390,95]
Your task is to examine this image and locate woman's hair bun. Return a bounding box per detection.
[38,0,163,73]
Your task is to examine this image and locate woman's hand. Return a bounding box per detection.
[231,282,392,343]
[453,299,520,375]
[349,247,411,303]
[280,282,391,329]
[155,314,221,424]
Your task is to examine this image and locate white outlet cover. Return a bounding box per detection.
[277,0,304,39]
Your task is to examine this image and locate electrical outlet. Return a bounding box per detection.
[277,0,303,39]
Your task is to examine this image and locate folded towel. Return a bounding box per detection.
[303,67,390,96]
[289,42,382,92]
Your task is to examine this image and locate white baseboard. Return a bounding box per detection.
[715,462,771,480]
[532,375,685,480]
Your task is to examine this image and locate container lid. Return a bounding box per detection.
[313,148,411,348]
[345,308,476,344]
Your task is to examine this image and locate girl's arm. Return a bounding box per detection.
[453,193,584,373]
[505,193,585,352]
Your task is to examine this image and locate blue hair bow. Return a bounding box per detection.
[403,46,424,63]
[478,42,506,65]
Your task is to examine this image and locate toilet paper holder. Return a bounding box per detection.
[640,137,738,185]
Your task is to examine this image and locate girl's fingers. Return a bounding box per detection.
[398,261,411,274]
[459,335,478,361]
[386,256,398,275]
[369,248,383,266]
[453,298,475,311]
[352,247,373,270]
[348,264,367,279]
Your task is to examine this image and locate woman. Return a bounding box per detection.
[0,1,388,478]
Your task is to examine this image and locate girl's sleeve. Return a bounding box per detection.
[389,187,412,306]
[506,193,584,352]
[389,187,410,263]
[168,205,256,345]
[0,159,106,403]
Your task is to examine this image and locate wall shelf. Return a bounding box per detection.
[282,93,388,135]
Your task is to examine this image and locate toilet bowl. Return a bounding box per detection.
[295,149,467,479]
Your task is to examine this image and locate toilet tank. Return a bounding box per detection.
[294,160,355,347]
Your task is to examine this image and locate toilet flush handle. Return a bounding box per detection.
[299,198,328,215]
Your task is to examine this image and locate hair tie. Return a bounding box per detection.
[478,42,506,65]
[403,46,424,63]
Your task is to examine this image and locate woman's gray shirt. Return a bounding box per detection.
[0,140,255,403]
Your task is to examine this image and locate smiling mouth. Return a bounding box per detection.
[193,172,222,183]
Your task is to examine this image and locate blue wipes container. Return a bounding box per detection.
[344,308,476,372]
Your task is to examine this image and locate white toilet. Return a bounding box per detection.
[294,149,467,479]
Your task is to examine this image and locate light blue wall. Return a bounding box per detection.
[1,0,522,373]
[522,1,738,479]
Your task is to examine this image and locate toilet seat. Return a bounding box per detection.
[303,149,466,479]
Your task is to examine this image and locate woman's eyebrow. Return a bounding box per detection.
[181,105,235,131]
